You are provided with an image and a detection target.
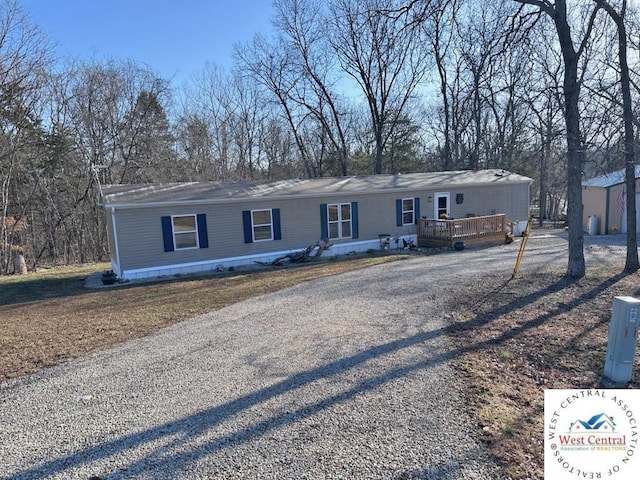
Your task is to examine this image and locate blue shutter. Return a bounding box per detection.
[351,201,359,239]
[396,199,403,226]
[272,208,281,240]
[414,197,421,223]
[161,216,174,252]
[320,204,328,240]
[242,210,253,243]
[197,214,208,248]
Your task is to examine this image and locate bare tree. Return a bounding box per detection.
[594,0,638,272]
[513,0,601,278]
[235,35,317,177]
[328,0,427,174]
[229,73,267,180]
[425,0,459,170]
[181,64,235,180]
[0,0,50,273]
[274,0,352,176]
[65,60,172,186]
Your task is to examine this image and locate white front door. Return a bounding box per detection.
[434,192,450,219]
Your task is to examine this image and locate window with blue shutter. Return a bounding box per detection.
[272,208,281,240]
[242,211,253,243]
[161,216,174,252]
[351,202,358,239]
[162,214,209,251]
[197,214,208,248]
[398,199,416,225]
[243,208,282,242]
[324,202,357,239]
[320,204,328,240]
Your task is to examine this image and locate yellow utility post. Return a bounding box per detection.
[512,215,533,279]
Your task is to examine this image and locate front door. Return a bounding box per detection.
[434,192,450,219]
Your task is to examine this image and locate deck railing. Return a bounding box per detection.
[417,214,509,248]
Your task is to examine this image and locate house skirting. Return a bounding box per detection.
[115,235,417,280]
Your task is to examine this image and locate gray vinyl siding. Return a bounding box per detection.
[112,182,530,272]
[115,199,325,271]
[442,183,530,222]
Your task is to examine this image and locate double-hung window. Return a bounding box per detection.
[396,198,420,226]
[251,209,273,241]
[402,198,415,225]
[161,214,208,252]
[328,203,352,239]
[173,215,199,249]
[242,208,281,243]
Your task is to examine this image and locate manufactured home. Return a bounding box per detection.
[582,166,640,235]
[101,169,532,280]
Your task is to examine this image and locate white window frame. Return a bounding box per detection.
[251,209,274,242]
[172,214,199,250]
[327,203,352,239]
[434,192,450,219]
[402,198,415,225]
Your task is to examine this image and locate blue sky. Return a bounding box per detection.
[20,0,275,83]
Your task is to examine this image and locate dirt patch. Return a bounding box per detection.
[448,267,640,479]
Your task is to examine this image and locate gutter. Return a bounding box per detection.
[605,186,611,235]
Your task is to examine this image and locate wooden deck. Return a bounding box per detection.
[418,214,510,248]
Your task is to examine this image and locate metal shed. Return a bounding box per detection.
[582,166,640,235]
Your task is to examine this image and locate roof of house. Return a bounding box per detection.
[101,169,533,208]
[582,165,640,188]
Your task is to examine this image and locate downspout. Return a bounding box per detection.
[111,207,121,276]
[605,186,611,235]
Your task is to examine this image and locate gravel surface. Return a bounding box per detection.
[0,231,628,479]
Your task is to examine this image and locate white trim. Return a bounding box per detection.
[401,197,415,225]
[251,208,274,242]
[119,235,418,280]
[172,214,199,250]
[327,202,352,239]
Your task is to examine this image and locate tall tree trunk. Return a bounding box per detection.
[515,0,599,278]
[562,54,586,278]
[596,0,639,272]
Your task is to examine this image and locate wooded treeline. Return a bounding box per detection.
[1,0,639,274]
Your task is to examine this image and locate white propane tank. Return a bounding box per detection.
[588,214,599,235]
[517,220,528,237]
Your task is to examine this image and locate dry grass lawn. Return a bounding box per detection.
[0,256,405,382]
[448,267,640,479]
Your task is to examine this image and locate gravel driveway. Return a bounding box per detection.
[0,231,628,479]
